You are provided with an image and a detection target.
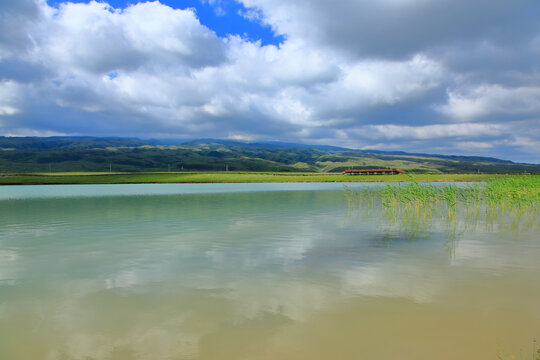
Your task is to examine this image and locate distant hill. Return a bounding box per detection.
[0,136,538,173]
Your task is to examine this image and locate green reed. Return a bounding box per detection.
[345,175,540,252]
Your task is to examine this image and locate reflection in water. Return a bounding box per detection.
[0,184,539,360]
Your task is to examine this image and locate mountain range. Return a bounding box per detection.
[0,136,538,173]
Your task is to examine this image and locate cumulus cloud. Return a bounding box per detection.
[437,85,540,120]
[0,0,539,162]
[38,1,226,74]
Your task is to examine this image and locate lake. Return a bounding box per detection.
[0,183,539,360]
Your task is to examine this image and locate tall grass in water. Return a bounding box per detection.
[345,175,540,253]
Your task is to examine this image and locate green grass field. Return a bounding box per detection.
[0,171,521,185]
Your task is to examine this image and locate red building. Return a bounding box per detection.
[342,168,406,175]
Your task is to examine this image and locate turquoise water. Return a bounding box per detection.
[0,184,539,359]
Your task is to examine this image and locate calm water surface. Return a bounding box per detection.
[0,183,539,360]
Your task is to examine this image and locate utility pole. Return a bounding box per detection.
[109,163,112,173]
[226,163,228,172]
[168,164,171,172]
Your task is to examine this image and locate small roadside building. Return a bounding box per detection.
[342,168,406,175]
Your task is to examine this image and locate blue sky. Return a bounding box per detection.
[0,0,539,163]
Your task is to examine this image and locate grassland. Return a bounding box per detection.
[0,172,516,185]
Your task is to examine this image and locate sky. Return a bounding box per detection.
[0,0,539,163]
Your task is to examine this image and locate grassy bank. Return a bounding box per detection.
[0,172,516,185]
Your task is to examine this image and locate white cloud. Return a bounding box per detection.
[238,7,263,22]
[360,123,504,140]
[0,106,18,116]
[0,80,21,117]
[36,1,226,75]
[324,55,443,108]
[200,0,226,16]
[438,85,540,120]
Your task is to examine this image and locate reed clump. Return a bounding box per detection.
[345,175,540,248]
[378,174,539,210]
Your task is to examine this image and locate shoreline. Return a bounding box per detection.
[0,172,526,186]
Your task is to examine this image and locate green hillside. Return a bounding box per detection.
[0,137,538,174]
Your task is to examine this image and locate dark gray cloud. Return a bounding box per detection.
[242,0,540,60]
[0,57,51,83]
[0,0,40,54]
